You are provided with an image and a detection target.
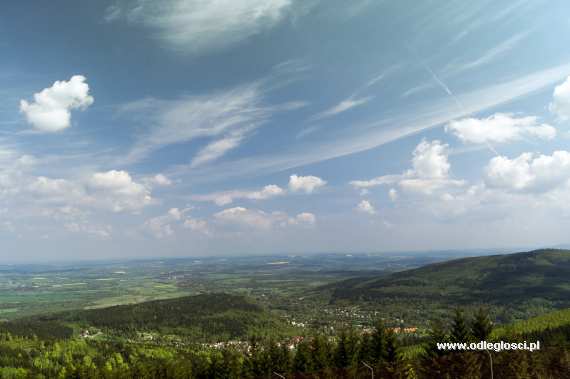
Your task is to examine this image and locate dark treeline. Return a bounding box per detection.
[6,293,288,343]
[0,308,568,378]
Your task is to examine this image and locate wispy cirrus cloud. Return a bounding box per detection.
[443,31,530,76]
[118,80,307,166]
[105,0,301,54]
[172,61,570,184]
[118,83,268,165]
[310,96,373,121]
[307,69,396,122]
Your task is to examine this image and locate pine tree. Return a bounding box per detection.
[449,309,479,379]
[371,320,388,364]
[334,330,349,368]
[420,320,450,378]
[381,330,401,379]
[293,340,311,374]
[472,307,493,341]
[450,309,471,343]
[358,333,375,364]
[310,334,332,372]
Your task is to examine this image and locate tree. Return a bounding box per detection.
[420,320,450,378]
[449,309,479,378]
[472,308,493,341]
[334,330,349,368]
[450,309,471,343]
[293,340,311,373]
[310,335,332,372]
[371,320,388,364]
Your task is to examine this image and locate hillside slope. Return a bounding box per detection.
[328,249,570,307]
[7,293,289,340]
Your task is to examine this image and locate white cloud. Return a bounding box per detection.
[288,174,326,193]
[446,113,556,144]
[64,222,112,239]
[214,207,275,229]
[143,207,185,238]
[106,0,295,54]
[144,207,209,238]
[87,170,152,213]
[193,184,285,206]
[150,174,172,187]
[288,212,316,226]
[190,131,246,168]
[214,206,315,230]
[121,84,270,164]
[30,177,82,198]
[182,62,570,183]
[485,151,570,192]
[27,170,153,214]
[443,31,529,76]
[350,175,401,189]
[549,76,570,121]
[20,75,93,132]
[409,139,450,179]
[356,200,376,215]
[183,218,209,234]
[350,140,465,196]
[311,96,373,121]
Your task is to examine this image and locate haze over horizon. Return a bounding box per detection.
[2,1,570,260]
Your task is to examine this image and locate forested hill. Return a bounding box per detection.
[22,293,288,340]
[327,249,570,306]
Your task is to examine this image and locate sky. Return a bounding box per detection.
[2,0,570,261]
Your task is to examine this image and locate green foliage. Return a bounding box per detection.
[0,307,565,378]
[450,309,471,343]
[328,249,570,321]
[471,308,493,341]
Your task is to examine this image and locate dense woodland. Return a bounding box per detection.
[327,249,570,322]
[0,307,567,378]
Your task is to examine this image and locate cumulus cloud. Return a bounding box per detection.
[288,174,326,193]
[446,113,556,144]
[408,139,450,179]
[27,170,153,214]
[193,184,285,206]
[144,207,209,238]
[214,207,315,230]
[288,212,316,226]
[356,200,376,215]
[214,207,275,229]
[485,151,570,192]
[88,170,152,212]
[105,0,295,54]
[144,208,183,238]
[20,75,93,132]
[350,140,465,196]
[183,218,209,234]
[148,174,173,187]
[549,76,570,120]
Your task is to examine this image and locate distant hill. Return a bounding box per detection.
[7,293,290,341]
[326,249,570,311]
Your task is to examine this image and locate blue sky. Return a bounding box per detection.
[2,0,570,260]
